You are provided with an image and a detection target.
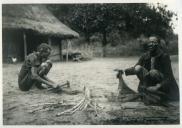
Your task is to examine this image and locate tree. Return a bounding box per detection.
[118,3,175,39]
[48,4,126,46]
[47,3,175,45]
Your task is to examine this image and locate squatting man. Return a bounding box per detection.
[18,43,66,91]
[118,36,179,105]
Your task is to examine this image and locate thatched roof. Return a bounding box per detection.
[2,4,79,38]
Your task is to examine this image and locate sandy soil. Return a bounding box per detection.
[3,57,179,125]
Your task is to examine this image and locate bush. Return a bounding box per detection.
[167,40,178,55]
[62,32,178,59]
[62,38,95,60]
[105,38,142,57]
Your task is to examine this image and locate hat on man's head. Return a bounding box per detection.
[37,43,52,52]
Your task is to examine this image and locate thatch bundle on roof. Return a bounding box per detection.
[2,4,79,38]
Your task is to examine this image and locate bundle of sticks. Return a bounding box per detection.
[28,101,64,113]
[56,86,102,116]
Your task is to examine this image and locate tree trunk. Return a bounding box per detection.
[102,30,107,57]
[85,34,90,43]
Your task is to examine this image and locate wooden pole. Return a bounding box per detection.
[59,41,63,61]
[66,40,69,62]
[23,32,27,59]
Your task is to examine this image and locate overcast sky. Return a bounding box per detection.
[156,0,181,34]
[165,0,181,13]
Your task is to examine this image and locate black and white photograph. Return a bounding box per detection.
[2,0,181,125]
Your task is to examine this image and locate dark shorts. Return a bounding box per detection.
[18,71,42,91]
[136,67,167,104]
[137,68,163,88]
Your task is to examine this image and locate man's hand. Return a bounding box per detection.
[54,81,70,89]
[114,69,124,78]
[52,83,59,89]
[56,83,63,88]
[114,69,124,73]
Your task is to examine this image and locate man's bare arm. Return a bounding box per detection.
[31,67,57,88]
[43,75,55,84]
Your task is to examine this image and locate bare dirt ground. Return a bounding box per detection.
[3,57,179,125]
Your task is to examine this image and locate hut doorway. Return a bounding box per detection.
[26,32,48,55]
[3,29,64,62]
[2,29,24,62]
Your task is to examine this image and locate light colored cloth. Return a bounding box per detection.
[151,57,155,69]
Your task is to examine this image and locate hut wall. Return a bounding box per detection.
[2,29,24,62]
[50,38,62,61]
[26,33,62,62]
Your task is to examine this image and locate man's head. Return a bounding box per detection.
[37,43,51,60]
[147,36,160,53]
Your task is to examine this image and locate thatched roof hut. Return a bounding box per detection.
[2,4,79,38]
[2,4,79,62]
